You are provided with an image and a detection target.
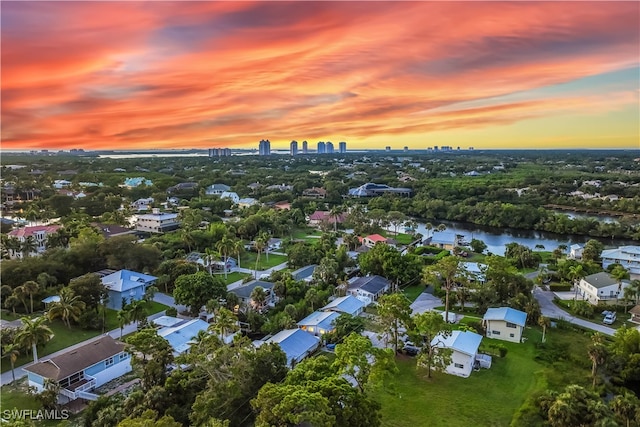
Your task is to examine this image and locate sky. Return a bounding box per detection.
[1,1,639,151]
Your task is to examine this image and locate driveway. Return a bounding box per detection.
[410,291,442,315]
[533,286,615,336]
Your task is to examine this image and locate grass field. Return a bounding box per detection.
[401,284,426,303]
[240,253,289,270]
[379,326,592,427]
[380,231,415,244]
[1,301,167,374]
[0,379,66,426]
[213,271,251,285]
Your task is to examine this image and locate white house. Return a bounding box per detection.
[431,330,483,378]
[220,191,240,204]
[262,329,320,368]
[482,307,527,343]
[7,225,62,258]
[24,335,131,403]
[569,244,584,260]
[238,197,259,208]
[577,272,629,305]
[321,295,365,317]
[297,311,341,336]
[53,179,72,189]
[461,262,487,284]
[347,275,391,305]
[135,209,180,233]
[602,246,640,280]
[130,197,154,211]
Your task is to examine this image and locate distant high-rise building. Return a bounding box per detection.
[404,146,408,152]
[338,142,347,153]
[258,139,271,156]
[290,140,298,156]
[208,148,232,158]
[302,140,308,154]
[326,141,334,154]
[434,146,439,151]
[317,141,326,154]
[385,146,391,152]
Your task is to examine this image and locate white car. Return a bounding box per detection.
[603,312,617,325]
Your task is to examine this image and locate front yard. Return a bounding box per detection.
[239,253,289,270]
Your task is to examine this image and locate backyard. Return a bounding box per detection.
[380,326,593,427]
[212,271,251,285]
[239,252,288,271]
[0,379,67,426]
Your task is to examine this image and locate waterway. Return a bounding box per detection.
[408,220,636,256]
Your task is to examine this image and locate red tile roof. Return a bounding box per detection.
[366,234,387,242]
[8,225,61,238]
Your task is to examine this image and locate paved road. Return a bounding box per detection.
[230,261,289,286]
[0,295,186,387]
[533,286,615,336]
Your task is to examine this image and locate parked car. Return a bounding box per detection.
[403,342,420,356]
[603,312,617,325]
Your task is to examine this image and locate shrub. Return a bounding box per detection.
[570,300,594,318]
[78,310,105,330]
[165,307,177,317]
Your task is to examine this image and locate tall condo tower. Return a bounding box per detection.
[258,139,271,156]
[290,140,298,156]
[302,140,308,154]
[338,142,346,153]
[326,141,334,154]
[317,141,326,154]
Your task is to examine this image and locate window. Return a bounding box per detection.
[454,363,464,369]
[510,333,515,338]
[492,330,500,335]
[506,322,517,328]
[120,353,129,361]
[105,357,114,367]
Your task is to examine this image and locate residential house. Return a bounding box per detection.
[273,201,291,211]
[24,335,131,402]
[569,244,584,260]
[130,197,154,211]
[307,211,347,227]
[321,295,365,316]
[247,182,262,192]
[123,177,153,188]
[8,225,61,258]
[238,197,259,208]
[101,269,157,310]
[53,179,72,189]
[167,182,198,194]
[157,318,212,355]
[430,330,483,378]
[205,184,231,196]
[266,184,293,192]
[230,280,276,310]
[261,329,320,368]
[57,189,86,199]
[347,275,391,305]
[482,307,527,343]
[363,234,388,248]
[577,272,629,305]
[268,238,282,251]
[220,191,240,204]
[292,265,317,282]
[136,209,180,233]
[185,251,237,271]
[423,236,455,251]
[602,246,640,280]
[347,183,412,198]
[90,223,135,239]
[297,311,340,336]
[302,187,327,199]
[629,305,640,325]
[461,262,487,284]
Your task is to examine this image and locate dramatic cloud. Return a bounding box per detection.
[1,1,638,150]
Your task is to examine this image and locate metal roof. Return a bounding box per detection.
[158,319,210,355]
[321,295,365,316]
[266,329,320,367]
[431,330,482,357]
[483,307,528,327]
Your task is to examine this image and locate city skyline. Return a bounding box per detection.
[2,1,639,151]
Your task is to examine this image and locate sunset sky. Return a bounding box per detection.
[2,1,639,151]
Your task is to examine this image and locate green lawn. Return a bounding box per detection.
[401,284,426,303]
[1,301,167,374]
[213,271,251,285]
[240,253,289,270]
[380,231,414,244]
[379,327,592,427]
[0,379,66,426]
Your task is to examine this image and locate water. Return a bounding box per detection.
[550,210,619,224]
[408,220,635,256]
[98,153,209,159]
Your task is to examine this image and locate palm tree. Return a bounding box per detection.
[435,223,447,233]
[16,316,54,363]
[610,265,628,305]
[21,236,38,257]
[4,236,21,258]
[12,286,30,313]
[126,300,147,327]
[2,344,21,383]
[538,316,551,343]
[253,236,267,277]
[210,307,238,343]
[232,239,245,269]
[568,264,585,301]
[329,205,343,233]
[587,333,607,388]
[250,286,268,312]
[117,309,130,339]
[423,255,464,325]
[22,280,40,314]
[47,288,85,329]
[204,247,220,275]
[216,236,235,280]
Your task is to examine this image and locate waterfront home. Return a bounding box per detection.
[430,330,483,378]
[362,234,387,248]
[569,244,584,260]
[24,336,131,402]
[601,246,640,280]
[483,307,527,343]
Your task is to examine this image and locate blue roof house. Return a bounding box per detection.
[291,265,317,282]
[431,330,483,378]
[264,329,320,368]
[482,307,528,343]
[297,311,341,336]
[158,318,211,355]
[101,270,157,310]
[321,295,365,316]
